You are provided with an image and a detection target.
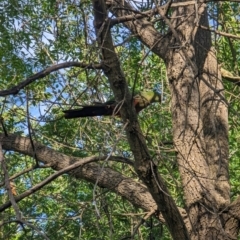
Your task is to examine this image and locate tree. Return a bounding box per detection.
[0,0,239,239]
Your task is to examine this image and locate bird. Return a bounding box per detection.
[10,181,17,196]
[63,91,161,119]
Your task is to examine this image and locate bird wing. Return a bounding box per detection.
[63,91,161,119]
[63,105,116,118]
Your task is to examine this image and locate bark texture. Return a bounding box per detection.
[92,1,189,239]
[0,134,189,227]
[0,134,157,214]
[165,4,232,239]
[109,0,238,239]
[0,0,239,239]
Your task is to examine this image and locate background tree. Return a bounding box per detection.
[0,0,239,239]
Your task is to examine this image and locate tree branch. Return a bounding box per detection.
[0,144,49,239]
[221,68,240,85]
[0,164,53,188]
[0,155,103,212]
[0,61,102,96]
[109,0,196,27]
[0,133,191,230]
[199,25,240,40]
[0,134,156,211]
[0,144,22,219]
[93,1,189,239]
[110,0,169,59]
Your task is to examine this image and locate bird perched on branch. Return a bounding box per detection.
[63,91,161,119]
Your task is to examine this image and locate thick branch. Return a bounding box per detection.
[0,134,157,214]
[111,0,169,59]
[0,61,102,96]
[109,0,196,27]
[93,1,189,239]
[0,133,193,230]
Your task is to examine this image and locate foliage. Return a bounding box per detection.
[0,0,239,239]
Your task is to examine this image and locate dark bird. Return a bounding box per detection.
[63,91,161,119]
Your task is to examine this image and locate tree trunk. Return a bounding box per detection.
[164,3,234,239]
[109,0,240,238]
[92,1,189,239]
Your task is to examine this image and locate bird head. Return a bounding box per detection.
[133,90,161,112]
[139,91,161,103]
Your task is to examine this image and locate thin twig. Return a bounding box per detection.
[92,120,129,218]
[0,155,108,212]
[0,144,49,239]
[130,209,156,239]
[0,164,53,188]
[26,90,39,167]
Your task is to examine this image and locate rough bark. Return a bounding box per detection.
[164,3,233,239]
[0,134,157,215]
[0,0,239,239]
[110,0,238,239]
[92,0,189,239]
[109,0,169,59]
[0,134,190,227]
[1,133,239,238]
[196,7,230,208]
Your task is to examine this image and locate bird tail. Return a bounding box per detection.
[63,105,113,119]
